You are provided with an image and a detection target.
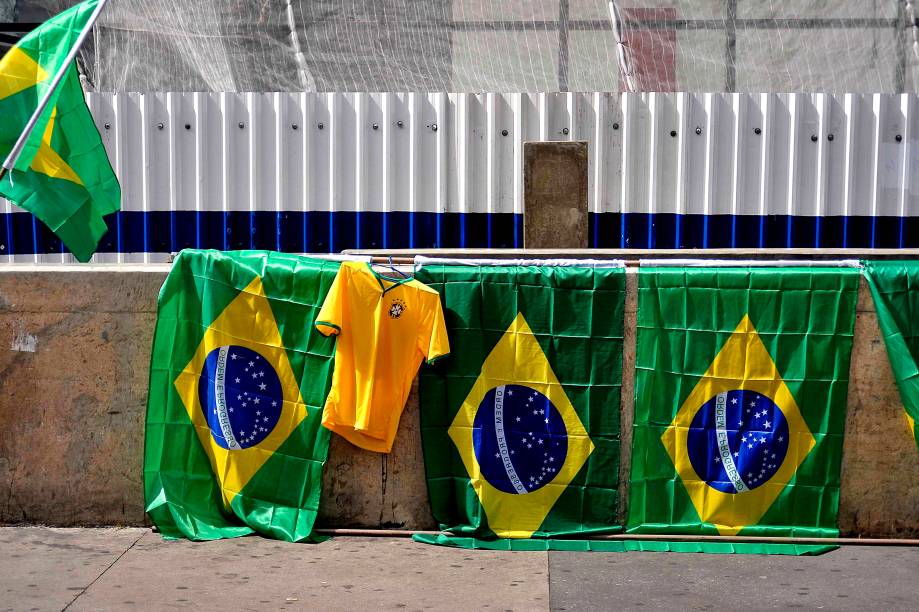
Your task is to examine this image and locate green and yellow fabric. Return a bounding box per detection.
[863,260,919,447]
[0,0,119,262]
[627,265,860,555]
[145,250,338,541]
[413,263,625,550]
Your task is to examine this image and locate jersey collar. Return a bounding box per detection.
[365,263,414,295]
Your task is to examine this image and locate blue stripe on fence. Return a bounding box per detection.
[589,213,919,249]
[4,210,918,256]
[0,211,523,256]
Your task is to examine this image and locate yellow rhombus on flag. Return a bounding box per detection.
[449,313,595,538]
[173,276,311,508]
[661,315,816,536]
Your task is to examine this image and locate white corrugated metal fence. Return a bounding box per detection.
[3,92,919,262]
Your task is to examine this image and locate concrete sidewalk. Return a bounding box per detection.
[1,528,917,611]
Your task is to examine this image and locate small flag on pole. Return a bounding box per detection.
[0,0,120,262]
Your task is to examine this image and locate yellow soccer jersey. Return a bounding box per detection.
[315,261,450,452]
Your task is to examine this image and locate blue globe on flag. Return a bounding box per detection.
[686,389,790,494]
[472,384,568,495]
[198,345,284,450]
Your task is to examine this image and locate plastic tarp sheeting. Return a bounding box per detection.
[14,0,919,93]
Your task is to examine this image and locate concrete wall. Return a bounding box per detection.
[0,265,916,536]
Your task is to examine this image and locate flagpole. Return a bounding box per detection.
[0,0,111,181]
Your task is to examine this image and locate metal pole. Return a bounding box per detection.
[608,0,635,93]
[1,0,110,176]
[557,0,570,92]
[896,0,908,94]
[724,0,737,93]
[367,254,868,268]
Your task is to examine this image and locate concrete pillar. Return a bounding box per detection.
[523,141,588,248]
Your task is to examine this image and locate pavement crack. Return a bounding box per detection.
[379,453,388,526]
[61,530,145,611]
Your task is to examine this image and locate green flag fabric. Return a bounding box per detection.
[863,261,919,447]
[428,536,832,555]
[144,250,339,542]
[0,0,120,262]
[413,263,625,550]
[626,265,859,555]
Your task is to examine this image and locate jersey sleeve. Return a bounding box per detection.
[420,293,450,364]
[315,266,346,336]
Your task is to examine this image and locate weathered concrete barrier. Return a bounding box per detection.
[0,265,916,536]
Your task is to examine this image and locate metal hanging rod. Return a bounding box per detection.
[369,256,865,268]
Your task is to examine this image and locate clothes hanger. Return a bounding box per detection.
[385,255,411,278]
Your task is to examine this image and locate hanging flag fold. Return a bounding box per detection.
[627,265,859,555]
[145,250,339,542]
[414,263,625,550]
[0,0,120,262]
[862,260,919,447]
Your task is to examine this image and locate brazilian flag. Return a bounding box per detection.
[145,250,338,541]
[627,265,859,555]
[863,260,919,448]
[0,0,120,262]
[414,263,625,550]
